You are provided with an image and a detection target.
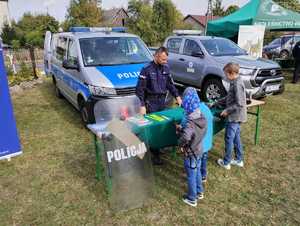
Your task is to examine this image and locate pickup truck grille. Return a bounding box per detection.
[254,68,283,85]
[116,87,136,96]
[257,69,282,77]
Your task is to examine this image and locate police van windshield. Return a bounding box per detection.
[79,37,152,66]
[201,38,247,56]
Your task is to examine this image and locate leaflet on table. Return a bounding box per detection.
[127,116,152,126]
[146,114,170,122]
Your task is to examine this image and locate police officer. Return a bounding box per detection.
[292,40,300,83]
[136,46,182,165]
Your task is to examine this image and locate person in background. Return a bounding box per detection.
[292,40,300,83]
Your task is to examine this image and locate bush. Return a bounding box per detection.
[7,62,35,86]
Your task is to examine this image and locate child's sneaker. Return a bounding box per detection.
[230,159,244,167]
[197,193,204,200]
[202,177,207,183]
[217,159,231,170]
[182,195,197,207]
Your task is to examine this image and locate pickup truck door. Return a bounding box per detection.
[176,39,205,86]
[165,38,184,83]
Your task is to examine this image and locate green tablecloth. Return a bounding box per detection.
[129,107,225,149]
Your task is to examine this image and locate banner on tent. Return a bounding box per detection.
[238,25,266,59]
[0,41,22,160]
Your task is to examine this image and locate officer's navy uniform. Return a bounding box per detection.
[292,41,300,83]
[136,61,179,113]
[136,61,179,164]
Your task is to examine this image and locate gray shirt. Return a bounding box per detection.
[217,76,247,123]
[178,109,207,157]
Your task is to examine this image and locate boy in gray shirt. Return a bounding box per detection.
[214,62,247,170]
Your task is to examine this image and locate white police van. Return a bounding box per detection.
[44,27,153,124]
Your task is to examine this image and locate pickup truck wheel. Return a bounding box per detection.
[279,50,289,59]
[79,99,95,125]
[202,78,227,102]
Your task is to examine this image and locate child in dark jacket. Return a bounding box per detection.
[178,87,207,207]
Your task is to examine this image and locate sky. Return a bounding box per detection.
[8,0,250,22]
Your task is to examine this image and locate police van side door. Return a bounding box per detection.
[52,35,68,95]
[63,38,81,104]
[178,39,205,86]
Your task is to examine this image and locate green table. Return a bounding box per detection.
[91,103,264,181]
[130,107,225,150]
[91,107,225,181]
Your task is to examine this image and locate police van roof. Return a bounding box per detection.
[56,27,138,39]
[168,35,220,40]
[71,31,138,39]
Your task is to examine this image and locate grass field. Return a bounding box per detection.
[1,75,299,225]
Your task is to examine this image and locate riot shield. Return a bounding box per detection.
[93,96,154,211]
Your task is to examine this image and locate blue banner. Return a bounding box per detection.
[0,41,21,160]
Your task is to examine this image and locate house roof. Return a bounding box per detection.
[102,8,128,22]
[184,15,219,26]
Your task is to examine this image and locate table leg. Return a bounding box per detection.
[94,134,102,181]
[255,106,261,145]
[171,146,177,159]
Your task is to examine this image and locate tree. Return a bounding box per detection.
[174,10,194,30]
[152,0,179,44]
[1,22,17,45]
[127,0,156,45]
[274,0,300,12]
[224,5,239,16]
[212,0,225,16]
[65,0,102,30]
[14,13,59,48]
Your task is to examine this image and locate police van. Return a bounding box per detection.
[44,27,153,124]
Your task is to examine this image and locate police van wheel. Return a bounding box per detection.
[55,85,63,99]
[202,78,226,102]
[52,76,63,98]
[79,99,95,125]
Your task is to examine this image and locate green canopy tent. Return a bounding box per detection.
[207,0,300,38]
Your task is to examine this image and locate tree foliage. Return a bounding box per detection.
[64,0,102,30]
[127,0,189,45]
[212,0,225,16]
[1,13,59,48]
[1,22,17,45]
[127,0,156,45]
[152,0,178,44]
[274,0,300,12]
[224,5,239,16]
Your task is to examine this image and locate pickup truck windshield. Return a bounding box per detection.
[79,37,152,66]
[201,39,247,56]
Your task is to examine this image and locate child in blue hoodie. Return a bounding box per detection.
[178,87,208,207]
[179,87,213,201]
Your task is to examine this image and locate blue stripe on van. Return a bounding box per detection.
[51,64,91,98]
[96,63,145,88]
